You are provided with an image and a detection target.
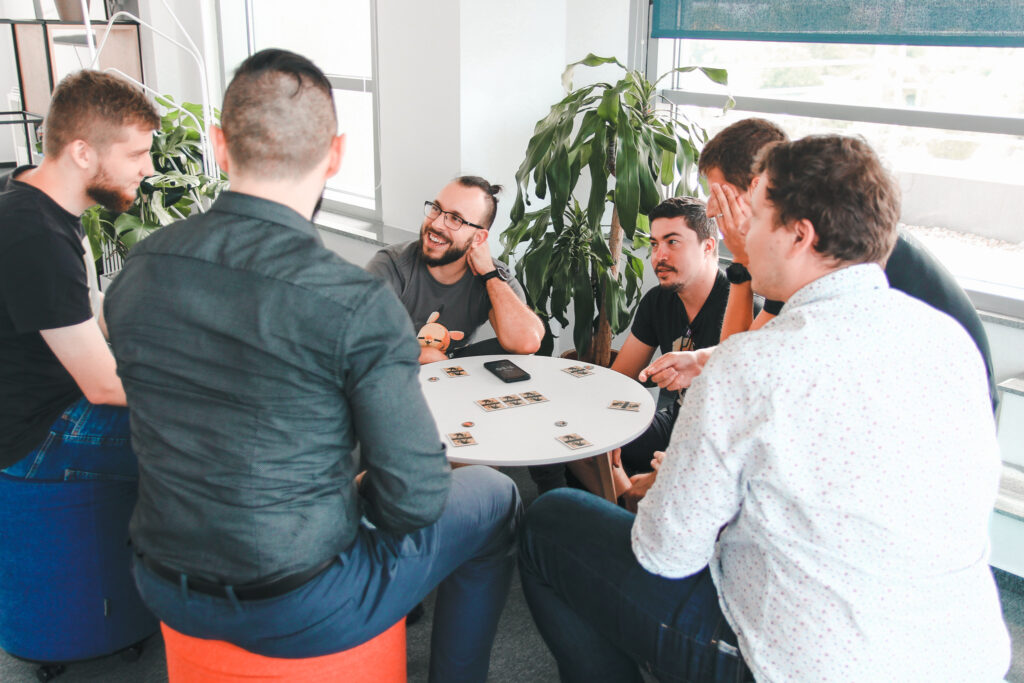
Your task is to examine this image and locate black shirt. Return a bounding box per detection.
[0,167,90,467]
[631,269,735,406]
[105,192,451,584]
[885,231,997,408]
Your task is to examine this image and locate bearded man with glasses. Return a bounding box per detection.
[367,176,543,364]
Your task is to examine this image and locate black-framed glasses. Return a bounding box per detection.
[423,201,485,232]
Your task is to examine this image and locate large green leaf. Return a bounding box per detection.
[613,105,640,239]
[586,127,608,233]
[561,54,624,91]
[571,266,595,355]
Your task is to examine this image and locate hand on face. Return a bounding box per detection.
[709,182,752,265]
[466,234,495,277]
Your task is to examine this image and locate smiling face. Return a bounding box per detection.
[85,125,154,213]
[419,181,490,267]
[649,215,715,294]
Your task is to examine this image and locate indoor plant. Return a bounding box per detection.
[499,55,729,366]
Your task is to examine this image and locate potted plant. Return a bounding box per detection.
[82,95,227,273]
[499,55,729,366]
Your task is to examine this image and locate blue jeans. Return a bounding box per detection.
[519,489,751,683]
[2,396,136,481]
[132,465,521,683]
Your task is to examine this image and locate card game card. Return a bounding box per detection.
[561,365,594,378]
[499,394,526,407]
[475,398,507,412]
[443,366,468,377]
[520,391,549,404]
[608,400,641,412]
[556,433,592,450]
[447,432,477,447]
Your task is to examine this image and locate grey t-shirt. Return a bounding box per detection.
[365,240,526,352]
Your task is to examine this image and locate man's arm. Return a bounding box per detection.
[468,241,543,353]
[344,288,451,534]
[610,334,656,381]
[40,319,126,406]
[631,350,750,576]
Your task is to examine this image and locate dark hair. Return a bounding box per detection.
[648,196,716,242]
[754,135,900,264]
[43,70,159,157]
[455,175,501,229]
[221,49,337,177]
[698,118,788,190]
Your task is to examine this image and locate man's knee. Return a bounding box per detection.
[450,465,522,536]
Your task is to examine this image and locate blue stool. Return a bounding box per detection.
[0,473,157,678]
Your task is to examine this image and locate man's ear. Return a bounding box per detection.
[474,228,490,246]
[66,139,93,171]
[324,133,345,180]
[210,125,231,175]
[789,218,818,256]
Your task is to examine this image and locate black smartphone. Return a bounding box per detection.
[483,359,531,383]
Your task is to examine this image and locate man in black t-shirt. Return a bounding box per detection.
[568,197,738,506]
[0,70,158,478]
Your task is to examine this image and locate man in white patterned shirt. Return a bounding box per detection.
[518,134,1010,682]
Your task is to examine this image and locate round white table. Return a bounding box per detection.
[418,354,656,468]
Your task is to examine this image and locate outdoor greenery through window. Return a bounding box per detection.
[653,38,1024,310]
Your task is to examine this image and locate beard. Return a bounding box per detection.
[86,167,137,213]
[654,264,683,293]
[420,227,470,267]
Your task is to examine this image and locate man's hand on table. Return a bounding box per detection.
[418,346,449,365]
[638,348,714,392]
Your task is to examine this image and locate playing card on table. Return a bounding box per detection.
[443,366,468,377]
[556,433,592,450]
[608,399,641,412]
[447,432,477,447]
[561,365,594,378]
[520,391,549,404]
[475,398,507,412]
[499,394,526,407]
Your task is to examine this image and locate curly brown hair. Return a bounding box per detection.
[754,135,900,265]
[43,70,158,158]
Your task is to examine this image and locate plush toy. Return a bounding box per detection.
[416,311,464,354]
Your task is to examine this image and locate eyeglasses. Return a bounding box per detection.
[423,201,485,232]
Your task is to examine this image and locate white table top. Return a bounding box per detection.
[418,354,656,466]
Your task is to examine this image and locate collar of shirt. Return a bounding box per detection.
[783,262,887,312]
[207,191,322,244]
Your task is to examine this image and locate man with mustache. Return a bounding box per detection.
[0,70,157,482]
[575,197,747,504]
[366,177,543,364]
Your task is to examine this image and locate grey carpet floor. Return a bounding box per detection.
[1,466,1021,682]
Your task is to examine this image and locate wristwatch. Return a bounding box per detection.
[725,262,752,284]
[479,264,511,283]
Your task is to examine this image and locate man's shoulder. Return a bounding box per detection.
[370,240,420,269]
[0,182,72,248]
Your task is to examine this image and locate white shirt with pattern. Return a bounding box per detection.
[632,263,1010,682]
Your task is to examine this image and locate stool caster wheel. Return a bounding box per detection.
[35,664,66,682]
[120,642,145,662]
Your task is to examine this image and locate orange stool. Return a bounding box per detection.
[160,620,406,682]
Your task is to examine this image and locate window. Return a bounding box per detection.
[219,1,380,220]
[651,36,1024,313]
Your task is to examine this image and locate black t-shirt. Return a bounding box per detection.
[631,268,735,406]
[0,167,90,466]
[885,231,997,407]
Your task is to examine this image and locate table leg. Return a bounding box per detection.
[593,453,620,504]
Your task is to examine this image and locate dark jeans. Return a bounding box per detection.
[2,396,137,481]
[133,466,521,683]
[519,489,751,683]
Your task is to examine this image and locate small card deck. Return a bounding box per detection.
[561,365,594,378]
[475,398,508,412]
[556,433,592,450]
[443,366,468,377]
[608,399,641,412]
[447,432,477,447]
[520,390,549,404]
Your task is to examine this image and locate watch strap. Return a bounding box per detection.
[726,262,752,285]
